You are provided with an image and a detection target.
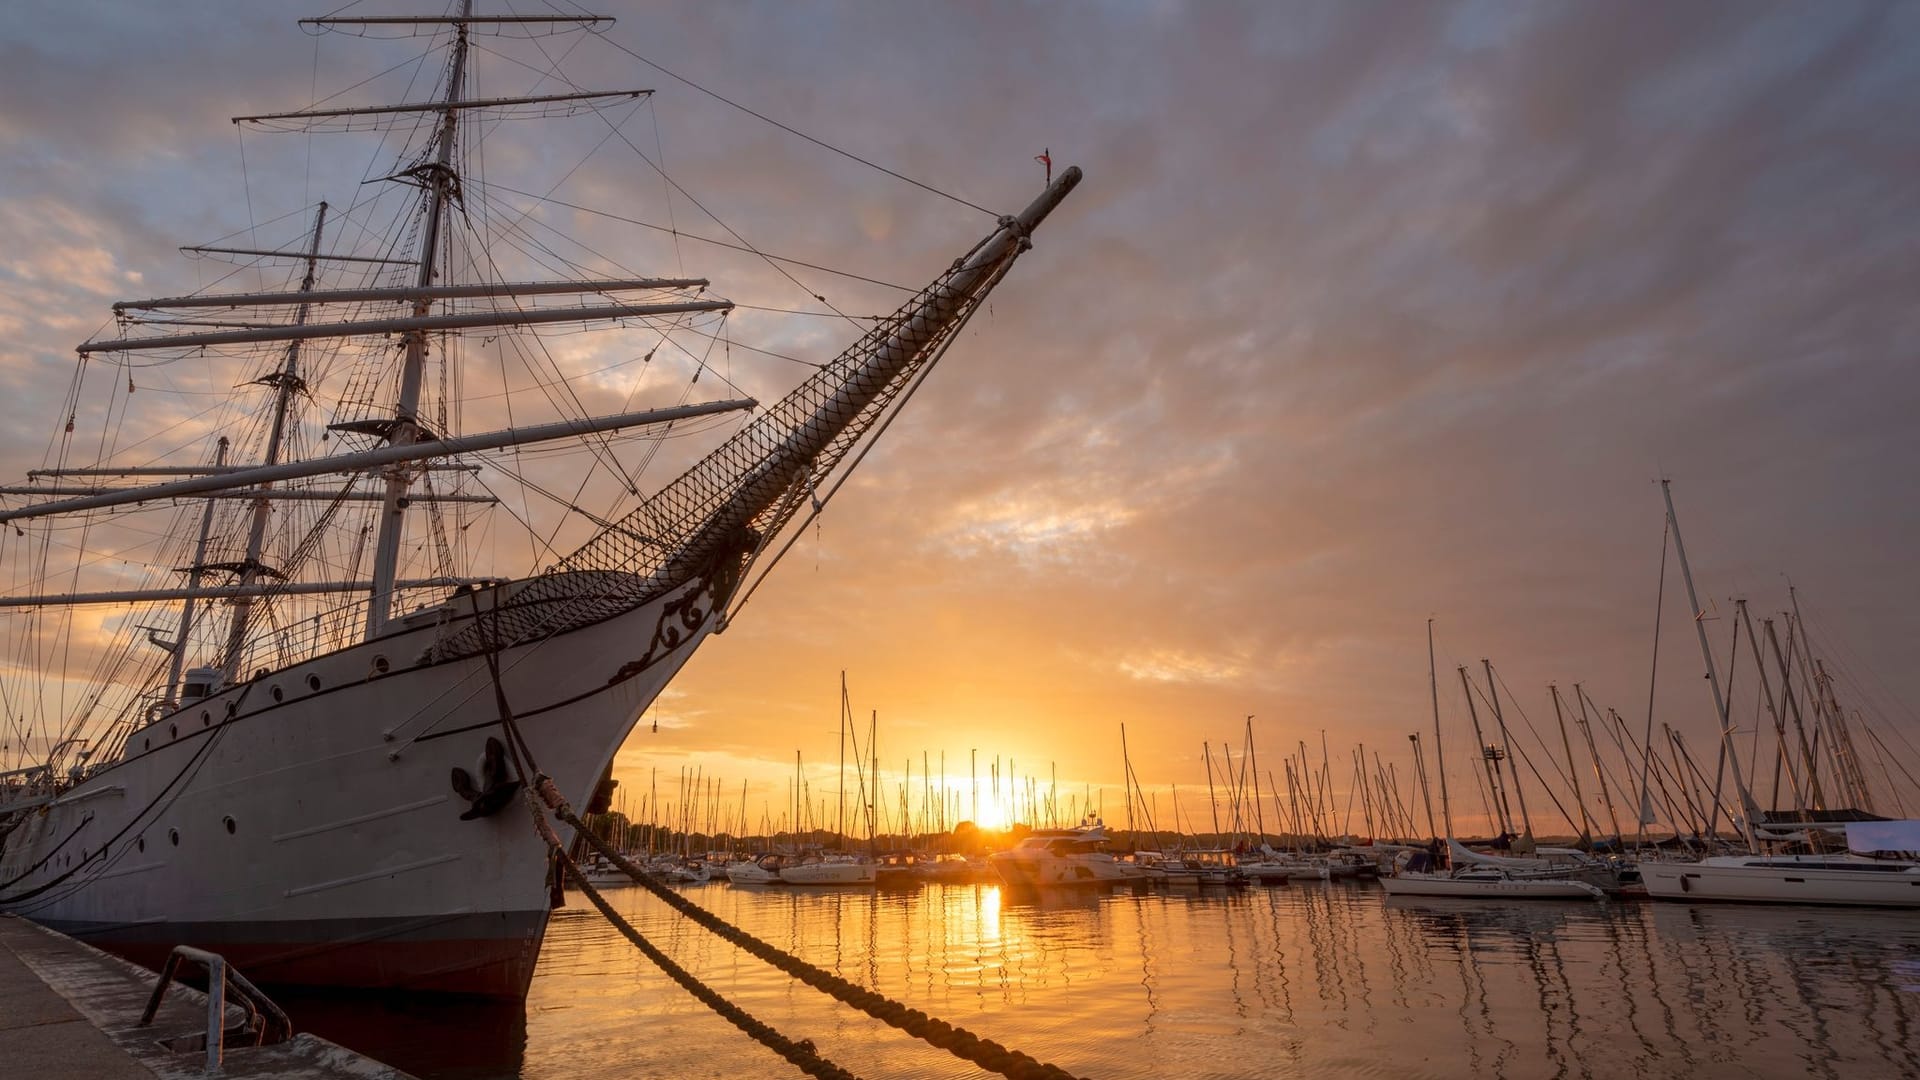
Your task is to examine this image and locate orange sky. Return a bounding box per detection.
[2,2,1917,839]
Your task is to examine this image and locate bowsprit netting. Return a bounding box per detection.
[427,170,1079,661]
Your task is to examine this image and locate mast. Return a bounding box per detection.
[222,202,327,680]
[1458,666,1508,835]
[1659,478,1758,850]
[367,0,474,638]
[837,671,848,845]
[1428,620,1453,838]
[1739,600,1803,816]
[164,438,229,702]
[1246,716,1265,844]
[1765,617,1824,810]
[1204,743,1222,840]
[1483,659,1533,844]
[1550,683,1594,843]
[1410,733,1437,839]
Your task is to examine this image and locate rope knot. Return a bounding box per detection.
[997,214,1033,252]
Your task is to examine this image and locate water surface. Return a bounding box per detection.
[291,881,1920,1079]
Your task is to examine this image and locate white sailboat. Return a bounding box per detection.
[0,5,1078,997]
[1379,840,1607,900]
[1640,850,1920,907]
[1381,622,1606,901]
[1637,483,1920,908]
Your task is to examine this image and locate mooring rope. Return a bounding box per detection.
[475,595,1089,1080]
[547,821,863,1080]
[533,776,1092,1080]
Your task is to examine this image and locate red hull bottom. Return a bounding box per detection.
[39,909,549,999]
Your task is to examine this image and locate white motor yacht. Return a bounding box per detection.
[990,821,1155,887]
[725,854,786,886]
[778,853,877,886]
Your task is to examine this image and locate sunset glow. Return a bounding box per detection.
[1,3,1915,843]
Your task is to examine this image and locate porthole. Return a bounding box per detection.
[136,836,145,853]
[168,829,179,847]
[143,738,151,751]
[307,673,322,692]
[372,655,390,675]
[226,701,237,716]
[201,712,211,728]
[271,685,284,703]
[169,724,177,739]
[223,816,236,835]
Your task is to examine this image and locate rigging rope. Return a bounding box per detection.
[594,36,998,219]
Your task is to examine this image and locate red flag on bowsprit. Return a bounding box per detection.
[1035,148,1051,185]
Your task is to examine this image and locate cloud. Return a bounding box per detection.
[1,2,1917,830]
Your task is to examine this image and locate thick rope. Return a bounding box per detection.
[543,815,862,1080]
[535,776,1091,1080]
[473,598,1087,1080]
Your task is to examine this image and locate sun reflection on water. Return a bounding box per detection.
[294,882,1920,1080]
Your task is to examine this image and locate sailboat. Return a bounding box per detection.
[1638,482,1920,908]
[1380,622,1607,901]
[0,6,1077,997]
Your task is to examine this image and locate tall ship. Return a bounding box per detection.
[0,5,1077,997]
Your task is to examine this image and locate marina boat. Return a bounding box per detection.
[724,855,786,886]
[1641,853,1920,906]
[1156,849,1251,888]
[1379,843,1607,900]
[646,858,712,885]
[916,853,992,884]
[990,820,1158,887]
[777,853,877,886]
[0,5,1077,998]
[873,851,924,889]
[1236,859,1293,885]
[1380,870,1606,900]
[1327,848,1383,879]
[1641,821,1920,907]
[581,855,639,889]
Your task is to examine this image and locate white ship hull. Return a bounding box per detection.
[1641,855,1920,907]
[0,571,723,998]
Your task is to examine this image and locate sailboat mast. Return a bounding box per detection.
[1549,683,1593,842]
[366,2,472,638]
[1459,666,1508,835]
[1483,659,1533,841]
[1246,716,1265,843]
[1428,619,1453,838]
[223,201,328,678]
[1410,733,1437,839]
[837,672,848,845]
[1659,478,1757,850]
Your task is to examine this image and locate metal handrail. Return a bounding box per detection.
[138,945,293,1072]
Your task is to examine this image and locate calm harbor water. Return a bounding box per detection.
[289,881,1920,1079]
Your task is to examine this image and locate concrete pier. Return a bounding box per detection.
[0,915,414,1079]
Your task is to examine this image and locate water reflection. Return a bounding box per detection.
[286,881,1920,1080]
